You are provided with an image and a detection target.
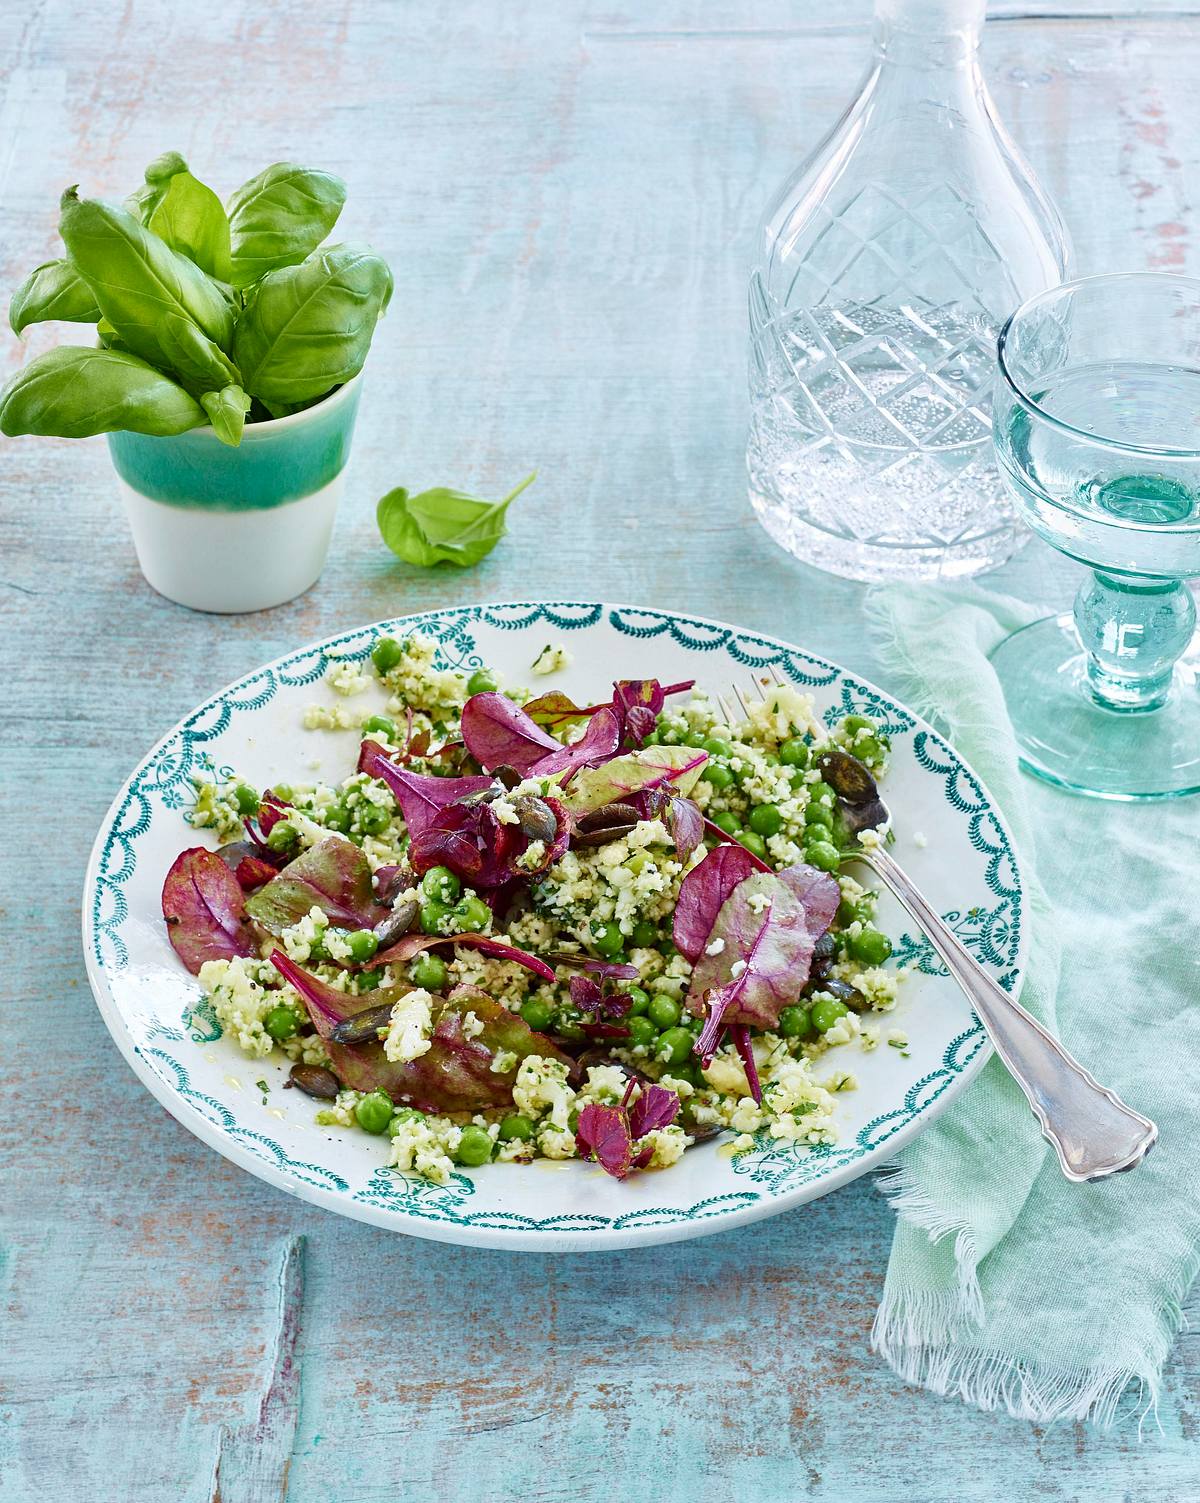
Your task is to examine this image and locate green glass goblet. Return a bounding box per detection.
[991,273,1200,800]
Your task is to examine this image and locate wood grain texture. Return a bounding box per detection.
[1,2,1197,1498]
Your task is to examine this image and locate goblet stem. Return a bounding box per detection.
[1073,570,1196,713]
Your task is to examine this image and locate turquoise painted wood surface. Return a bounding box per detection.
[1,2,1197,1498]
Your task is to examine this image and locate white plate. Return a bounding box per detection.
[83,602,1027,1251]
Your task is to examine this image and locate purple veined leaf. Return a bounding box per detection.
[270,955,570,1112]
[673,843,763,962]
[778,862,841,940]
[579,1020,631,1040]
[569,974,602,1015]
[530,706,621,777]
[243,834,389,936]
[359,739,492,837]
[669,796,704,863]
[627,1082,681,1138]
[460,692,562,774]
[575,1102,634,1179]
[373,929,556,983]
[162,847,255,975]
[407,792,568,889]
[730,1024,763,1106]
[563,745,708,816]
[688,870,819,1054]
[700,816,771,872]
[521,690,595,729]
[544,953,640,980]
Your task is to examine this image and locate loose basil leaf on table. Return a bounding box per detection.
[377,471,536,568]
[58,188,239,397]
[200,383,253,446]
[226,162,347,289]
[9,259,100,335]
[0,346,205,437]
[127,151,232,283]
[231,243,392,406]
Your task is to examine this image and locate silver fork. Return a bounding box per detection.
[717,669,1157,1182]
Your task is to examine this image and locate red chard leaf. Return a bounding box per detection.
[627,1083,681,1137]
[673,843,762,962]
[162,847,255,975]
[530,706,621,777]
[730,1024,763,1105]
[687,870,820,1048]
[244,835,388,936]
[564,746,708,815]
[668,796,704,863]
[460,692,562,774]
[575,1103,634,1179]
[373,930,556,983]
[358,740,492,836]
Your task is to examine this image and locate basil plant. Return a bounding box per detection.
[0,155,392,447]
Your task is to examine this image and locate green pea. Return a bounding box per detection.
[412,953,448,991]
[232,783,260,816]
[805,802,835,830]
[265,822,300,856]
[626,985,650,1017]
[855,735,885,766]
[628,1015,657,1049]
[346,929,379,964]
[805,840,842,873]
[669,1060,703,1088]
[701,763,734,790]
[371,636,403,674]
[643,730,660,745]
[657,1026,694,1067]
[738,830,768,860]
[270,783,294,803]
[702,736,733,758]
[420,900,452,936]
[849,928,893,965]
[631,919,658,949]
[748,803,783,837]
[711,811,740,836]
[467,668,498,695]
[324,801,353,834]
[362,715,396,739]
[684,730,707,748]
[455,1124,494,1166]
[779,737,810,768]
[387,1107,423,1135]
[358,969,382,992]
[358,801,392,836]
[648,994,681,1030]
[842,714,875,735]
[499,1114,534,1142]
[591,921,624,958]
[660,940,678,959]
[810,997,850,1033]
[777,1004,814,1040]
[809,780,837,809]
[263,1004,299,1041]
[421,865,462,904]
[453,895,492,933]
[355,1090,394,1135]
[520,996,553,1031]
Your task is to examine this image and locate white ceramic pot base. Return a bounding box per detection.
[119,475,344,614]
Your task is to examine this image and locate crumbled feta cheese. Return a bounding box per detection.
[513,1055,576,1130]
[382,989,434,1063]
[704,937,726,957]
[531,643,572,675]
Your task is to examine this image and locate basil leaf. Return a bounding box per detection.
[128,152,231,282]
[200,384,252,447]
[0,346,205,438]
[226,163,346,289]
[59,188,239,398]
[9,259,100,335]
[232,243,392,406]
[377,472,535,568]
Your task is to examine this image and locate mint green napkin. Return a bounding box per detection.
[865,584,1200,1427]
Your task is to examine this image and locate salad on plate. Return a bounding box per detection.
[162,631,908,1186]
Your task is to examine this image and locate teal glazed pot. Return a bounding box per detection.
[106,373,363,613]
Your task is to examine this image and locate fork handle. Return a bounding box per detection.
[857,845,1157,1181]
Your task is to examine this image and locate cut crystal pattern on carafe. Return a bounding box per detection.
[747,0,1070,582]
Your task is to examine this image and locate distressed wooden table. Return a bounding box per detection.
[2,2,1198,1497]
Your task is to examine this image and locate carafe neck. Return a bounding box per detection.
[872,0,986,68]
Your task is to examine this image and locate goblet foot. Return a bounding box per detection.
[991,613,1200,800]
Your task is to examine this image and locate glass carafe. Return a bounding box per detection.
[747,0,1070,582]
